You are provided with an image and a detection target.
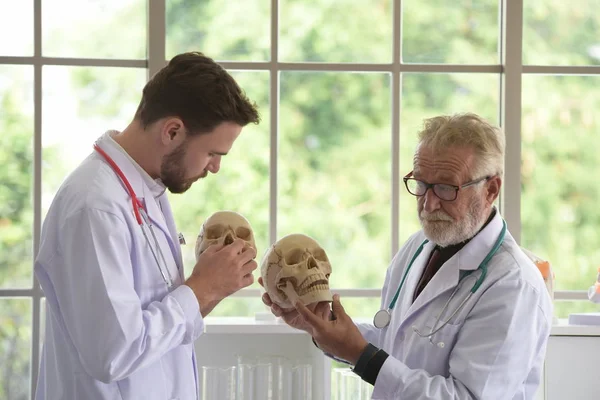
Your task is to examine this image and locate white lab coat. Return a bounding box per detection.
[34,133,203,399]
[357,211,553,399]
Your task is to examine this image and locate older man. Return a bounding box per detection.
[261,113,553,399]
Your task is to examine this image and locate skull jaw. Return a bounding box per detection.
[275,283,333,310]
[301,289,333,308]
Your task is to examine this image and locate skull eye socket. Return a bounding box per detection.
[236,227,252,240]
[205,225,224,239]
[285,249,304,265]
[312,248,328,262]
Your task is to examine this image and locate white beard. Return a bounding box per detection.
[419,197,487,247]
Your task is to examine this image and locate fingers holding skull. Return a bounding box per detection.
[195,211,257,260]
[192,213,335,324]
[260,233,333,311]
[192,211,258,296]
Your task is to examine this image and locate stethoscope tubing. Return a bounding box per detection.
[374,219,506,333]
[139,208,175,287]
[93,143,177,289]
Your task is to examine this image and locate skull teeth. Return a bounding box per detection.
[276,274,329,299]
[297,283,329,297]
[297,274,326,289]
[296,274,329,296]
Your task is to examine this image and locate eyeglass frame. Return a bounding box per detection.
[403,171,491,202]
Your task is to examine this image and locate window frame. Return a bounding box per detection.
[0,0,595,396]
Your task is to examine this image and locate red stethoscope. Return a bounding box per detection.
[93,144,177,289]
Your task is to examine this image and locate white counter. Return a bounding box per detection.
[199,316,600,400]
[550,318,600,336]
[203,316,302,334]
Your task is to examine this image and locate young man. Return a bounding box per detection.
[35,52,260,399]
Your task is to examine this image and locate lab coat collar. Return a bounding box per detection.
[396,239,438,322]
[93,132,173,244]
[102,130,166,199]
[402,208,504,324]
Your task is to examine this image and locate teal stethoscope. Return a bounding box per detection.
[373,220,507,339]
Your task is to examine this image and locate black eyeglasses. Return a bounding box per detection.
[403,171,490,201]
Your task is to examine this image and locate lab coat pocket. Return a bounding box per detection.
[115,363,169,400]
[411,316,462,377]
[427,319,461,351]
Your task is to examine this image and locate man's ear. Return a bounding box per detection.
[486,176,502,205]
[160,118,186,146]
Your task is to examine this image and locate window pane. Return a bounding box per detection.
[42,0,146,59]
[400,73,500,244]
[523,0,600,66]
[553,301,600,319]
[521,75,600,291]
[42,66,147,215]
[166,0,270,61]
[0,66,34,288]
[279,72,391,289]
[279,0,393,63]
[337,297,380,319]
[402,0,499,64]
[0,2,33,56]
[0,298,32,400]
[208,297,267,318]
[170,71,270,292]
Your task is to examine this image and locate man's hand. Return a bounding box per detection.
[295,294,368,365]
[258,277,331,333]
[185,238,257,316]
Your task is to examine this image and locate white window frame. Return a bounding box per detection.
[0,0,595,396]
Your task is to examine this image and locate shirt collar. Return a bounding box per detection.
[103,130,166,199]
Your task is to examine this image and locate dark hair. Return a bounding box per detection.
[134,51,260,134]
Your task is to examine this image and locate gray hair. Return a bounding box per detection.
[416,113,505,179]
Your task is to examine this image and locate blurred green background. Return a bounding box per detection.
[1,0,600,398]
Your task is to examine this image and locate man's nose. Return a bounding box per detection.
[207,156,221,174]
[422,188,441,213]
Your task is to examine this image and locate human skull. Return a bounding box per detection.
[260,233,332,310]
[195,211,256,260]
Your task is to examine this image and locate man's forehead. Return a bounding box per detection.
[413,146,474,178]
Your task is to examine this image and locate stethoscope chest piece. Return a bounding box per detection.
[373,309,391,329]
